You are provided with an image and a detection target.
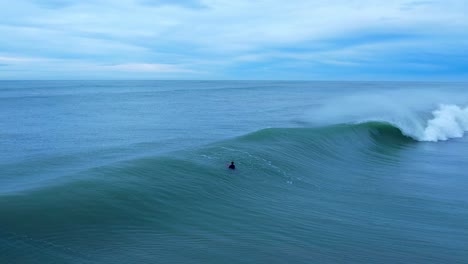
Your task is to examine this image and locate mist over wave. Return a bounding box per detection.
[350,104,468,142]
[303,88,468,142]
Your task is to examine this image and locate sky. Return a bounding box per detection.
[0,0,467,80]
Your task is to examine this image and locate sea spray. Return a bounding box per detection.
[422,104,468,141]
[360,104,468,142]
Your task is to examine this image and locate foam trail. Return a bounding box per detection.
[422,105,468,142]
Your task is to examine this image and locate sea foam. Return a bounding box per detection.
[421,104,468,142]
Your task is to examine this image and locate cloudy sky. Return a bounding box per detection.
[1,0,467,80]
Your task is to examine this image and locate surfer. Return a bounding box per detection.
[228,161,236,170]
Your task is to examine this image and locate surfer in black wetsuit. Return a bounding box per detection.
[228,161,236,170]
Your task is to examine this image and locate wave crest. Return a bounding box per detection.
[352,104,468,142]
[422,105,468,142]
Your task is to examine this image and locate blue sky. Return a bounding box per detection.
[0,0,467,80]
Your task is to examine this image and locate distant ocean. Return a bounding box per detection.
[1,81,467,264]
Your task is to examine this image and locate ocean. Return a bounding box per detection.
[1,81,467,263]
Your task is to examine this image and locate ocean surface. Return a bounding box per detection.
[1,81,468,264]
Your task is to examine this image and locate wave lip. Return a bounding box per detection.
[352,104,468,142]
[422,104,468,142]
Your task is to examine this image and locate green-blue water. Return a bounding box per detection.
[1,81,468,263]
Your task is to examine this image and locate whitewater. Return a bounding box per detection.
[1,81,467,264]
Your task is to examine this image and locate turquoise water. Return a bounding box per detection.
[1,81,468,263]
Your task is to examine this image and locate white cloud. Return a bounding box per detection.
[0,56,41,63]
[102,63,193,73]
[6,0,467,53]
[0,0,467,78]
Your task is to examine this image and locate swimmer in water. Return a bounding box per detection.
[228,161,235,170]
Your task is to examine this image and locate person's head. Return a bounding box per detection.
[231,161,234,165]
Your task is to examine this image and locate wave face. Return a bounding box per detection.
[2,124,467,263]
[1,81,468,264]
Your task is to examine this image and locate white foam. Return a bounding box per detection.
[421,104,468,142]
[304,91,468,142]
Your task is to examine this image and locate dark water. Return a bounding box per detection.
[1,81,468,263]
